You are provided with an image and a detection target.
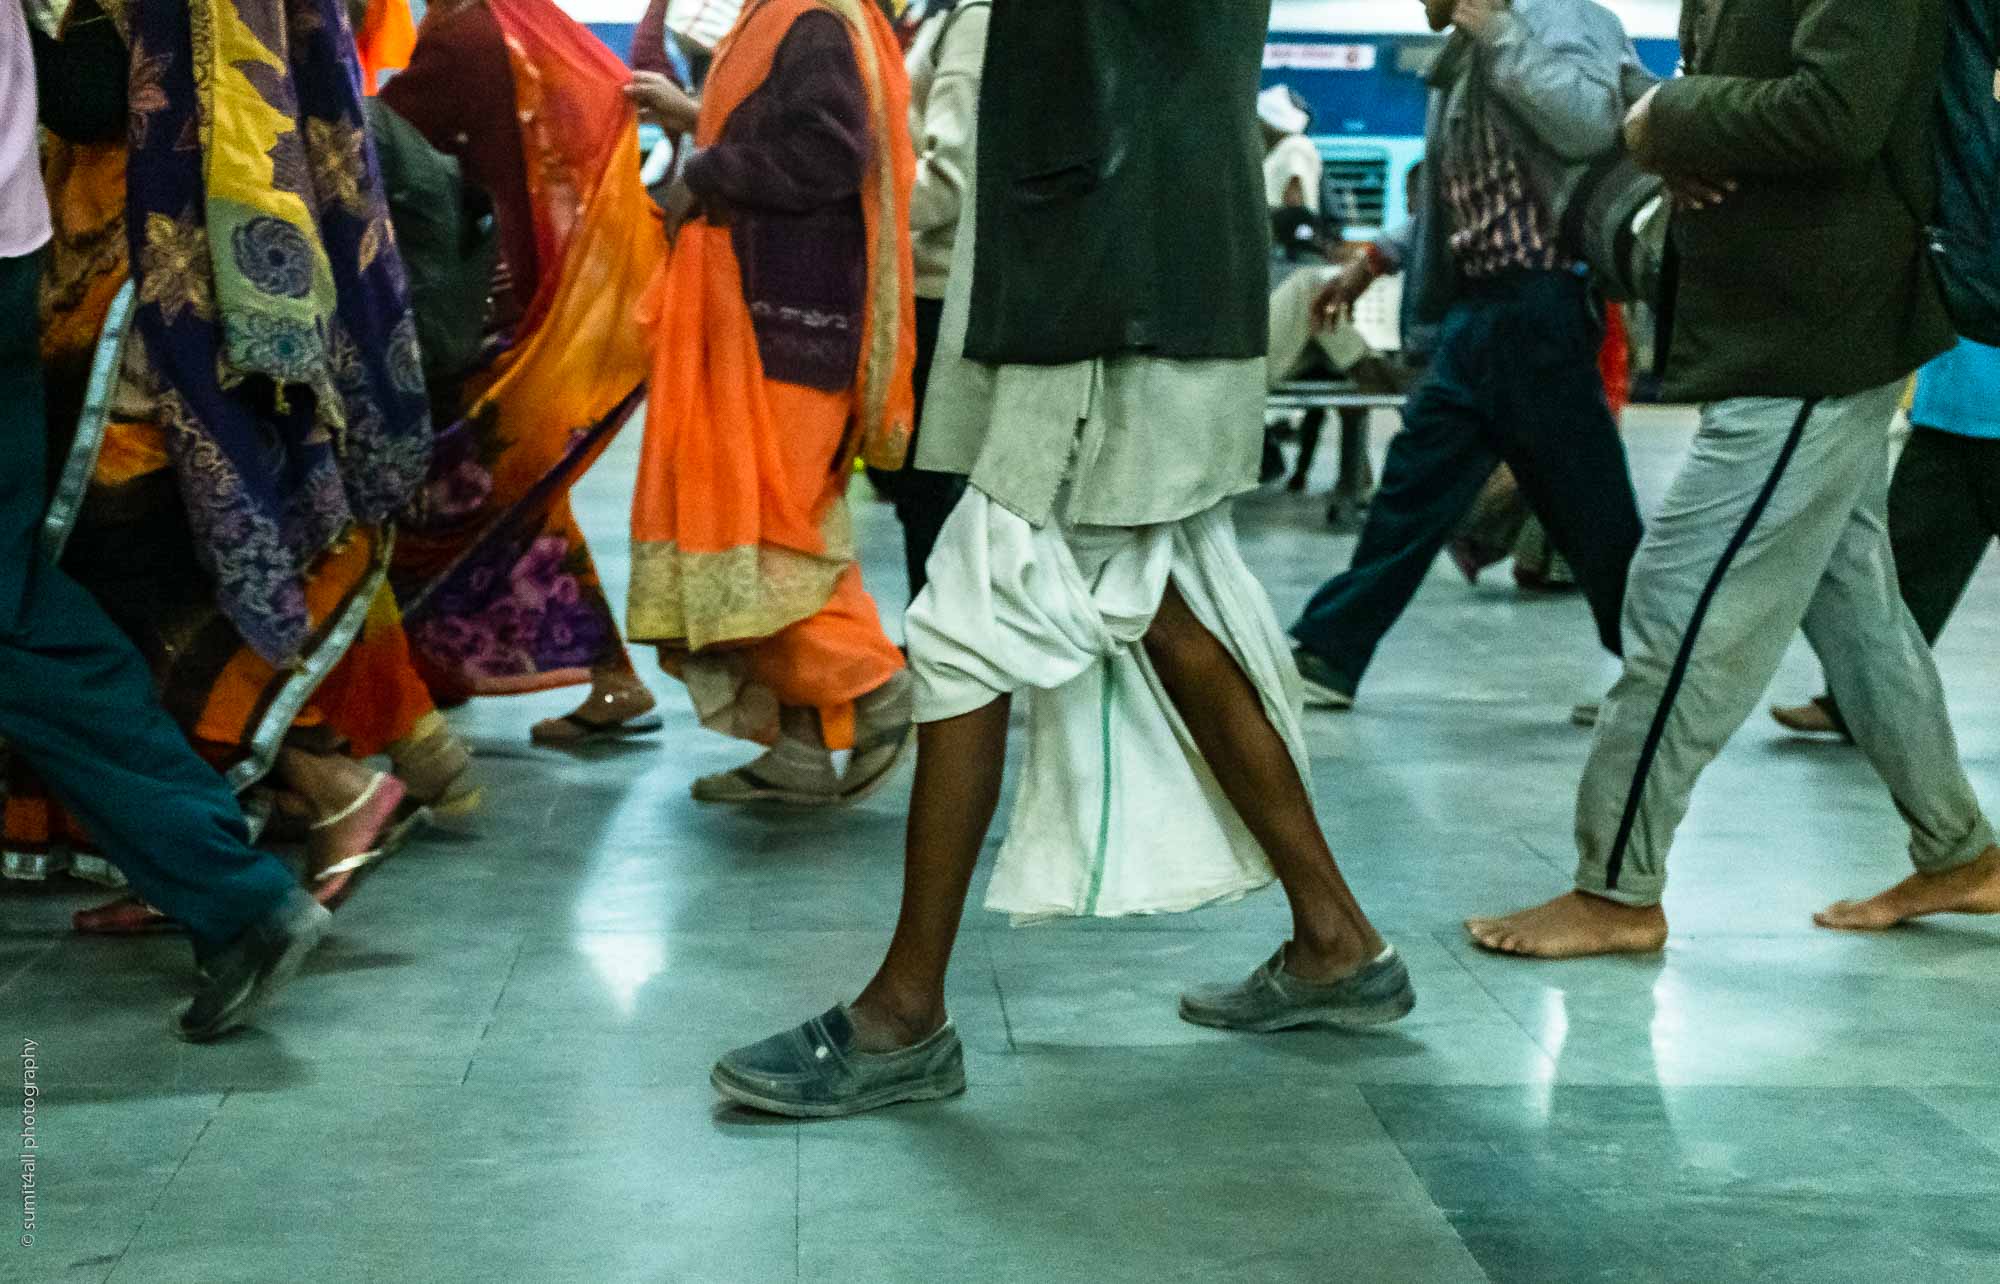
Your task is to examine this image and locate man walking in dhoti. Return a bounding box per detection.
[709,1,1412,1119]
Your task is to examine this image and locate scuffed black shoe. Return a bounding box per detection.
[174,889,331,1043]
[1180,945,1415,1033]
[1292,647,1356,710]
[712,1006,966,1119]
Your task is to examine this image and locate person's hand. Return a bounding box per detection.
[1623,84,1661,171]
[625,72,700,134]
[660,178,698,242]
[1664,174,1736,212]
[1312,261,1375,333]
[1451,0,1508,39]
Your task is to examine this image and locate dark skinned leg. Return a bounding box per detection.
[1143,584,1385,980]
[848,696,1012,1051]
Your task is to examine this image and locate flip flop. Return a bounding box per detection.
[530,712,665,749]
[690,766,845,807]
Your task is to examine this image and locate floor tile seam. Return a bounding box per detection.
[463,935,531,1087]
[1907,1089,2000,1166]
[1350,1084,1497,1284]
[1506,831,1573,876]
[793,1128,803,1284]
[1425,926,1562,1065]
[102,1089,231,1283]
[988,948,1018,1054]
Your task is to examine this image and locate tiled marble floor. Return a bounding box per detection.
[6,407,2000,1283]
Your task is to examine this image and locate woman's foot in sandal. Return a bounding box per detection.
[279,748,412,910]
[389,714,484,828]
[692,707,842,805]
[843,671,914,802]
[305,772,412,910]
[531,671,662,748]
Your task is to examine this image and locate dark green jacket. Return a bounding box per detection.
[964,0,1270,365]
[363,99,498,387]
[1650,0,1955,402]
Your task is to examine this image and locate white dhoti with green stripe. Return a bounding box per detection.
[907,490,1305,920]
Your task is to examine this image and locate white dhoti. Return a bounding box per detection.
[907,490,1309,920]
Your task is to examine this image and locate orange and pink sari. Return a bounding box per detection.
[628,0,915,752]
[310,0,666,755]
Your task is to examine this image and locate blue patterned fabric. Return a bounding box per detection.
[123,0,432,664]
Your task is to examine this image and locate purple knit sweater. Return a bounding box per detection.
[683,12,869,392]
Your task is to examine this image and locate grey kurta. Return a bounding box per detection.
[915,109,1263,530]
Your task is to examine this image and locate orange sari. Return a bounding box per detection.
[628,0,915,751]
[355,0,418,92]
[309,0,666,754]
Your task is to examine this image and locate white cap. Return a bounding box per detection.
[1257,84,1311,135]
[666,0,744,52]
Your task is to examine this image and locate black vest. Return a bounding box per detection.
[966,0,1271,365]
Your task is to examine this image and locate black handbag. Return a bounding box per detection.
[30,0,128,145]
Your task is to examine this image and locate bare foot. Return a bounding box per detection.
[1466,892,1668,959]
[1814,846,2000,932]
[1770,698,1840,737]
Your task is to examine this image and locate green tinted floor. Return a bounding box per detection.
[5,408,2000,1282]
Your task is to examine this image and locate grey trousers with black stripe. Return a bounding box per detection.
[1575,381,1996,905]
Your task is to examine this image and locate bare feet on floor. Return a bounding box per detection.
[1466,892,1669,959]
[1814,846,2000,932]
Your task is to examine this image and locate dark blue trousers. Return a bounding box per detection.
[867,295,966,598]
[0,251,294,951]
[1290,270,1642,693]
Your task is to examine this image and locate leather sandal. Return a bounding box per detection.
[307,773,413,910]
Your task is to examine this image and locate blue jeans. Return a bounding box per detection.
[0,251,295,952]
[1290,270,1641,693]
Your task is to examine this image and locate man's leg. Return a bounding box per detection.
[1145,586,1384,977]
[1290,309,1501,696]
[1798,430,2000,930]
[890,467,968,599]
[1788,426,1990,733]
[848,696,1011,1049]
[0,569,301,952]
[1488,282,1641,657]
[875,296,966,597]
[1881,427,1992,646]
[0,249,296,956]
[1471,384,1905,957]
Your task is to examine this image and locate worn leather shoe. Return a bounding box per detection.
[712,1006,966,1118]
[175,889,331,1043]
[1180,945,1415,1033]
